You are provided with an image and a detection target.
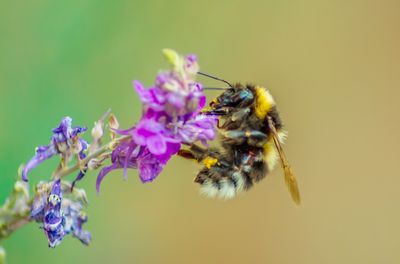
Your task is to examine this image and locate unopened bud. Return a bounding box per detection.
[87,159,101,170]
[14,181,29,197]
[71,140,83,155]
[91,122,104,139]
[108,114,119,130]
[163,48,180,67]
[72,188,88,204]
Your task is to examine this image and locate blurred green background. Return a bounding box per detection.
[1,0,400,263]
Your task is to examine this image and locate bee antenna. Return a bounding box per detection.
[197,72,233,88]
[202,87,230,91]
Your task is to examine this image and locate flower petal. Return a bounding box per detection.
[22,144,57,181]
[133,80,152,103]
[96,164,120,194]
[146,134,167,155]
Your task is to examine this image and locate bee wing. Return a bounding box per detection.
[267,117,301,205]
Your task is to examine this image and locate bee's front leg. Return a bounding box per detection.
[222,130,268,147]
[201,108,229,116]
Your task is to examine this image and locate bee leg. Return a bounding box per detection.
[177,149,196,160]
[201,107,231,116]
[195,147,255,198]
[220,109,250,130]
[177,144,218,161]
[222,130,268,147]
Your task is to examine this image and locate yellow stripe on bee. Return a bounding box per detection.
[203,157,218,169]
[254,86,275,119]
[263,140,279,170]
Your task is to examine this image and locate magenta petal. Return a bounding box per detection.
[138,164,159,182]
[198,94,206,109]
[96,164,120,194]
[137,152,165,183]
[167,93,185,108]
[111,126,135,136]
[151,88,166,104]
[123,145,136,180]
[133,81,152,103]
[132,126,153,145]
[146,134,167,155]
[154,142,180,163]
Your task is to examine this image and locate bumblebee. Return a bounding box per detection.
[178,73,301,205]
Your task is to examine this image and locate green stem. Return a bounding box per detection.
[0,246,6,264]
[55,135,130,179]
[0,213,31,240]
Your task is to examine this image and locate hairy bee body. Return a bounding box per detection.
[180,84,288,199]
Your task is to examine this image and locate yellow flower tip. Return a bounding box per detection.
[203,157,218,169]
[162,48,180,67]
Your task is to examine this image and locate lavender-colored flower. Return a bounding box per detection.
[172,115,217,146]
[62,200,91,245]
[31,180,91,248]
[42,180,65,247]
[22,117,87,182]
[31,182,52,223]
[96,142,170,192]
[96,49,217,191]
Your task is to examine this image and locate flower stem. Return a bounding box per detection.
[0,246,6,264]
[55,135,131,179]
[0,214,31,240]
[0,135,131,242]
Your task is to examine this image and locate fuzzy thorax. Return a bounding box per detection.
[254,86,275,119]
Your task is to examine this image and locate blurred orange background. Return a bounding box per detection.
[1,0,399,263]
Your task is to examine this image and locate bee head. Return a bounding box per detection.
[210,85,254,110]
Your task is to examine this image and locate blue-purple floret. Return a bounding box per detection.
[22,117,87,182]
[31,180,91,248]
[96,51,217,192]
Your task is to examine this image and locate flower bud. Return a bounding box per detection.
[71,140,83,155]
[108,114,119,130]
[91,121,104,140]
[14,181,29,197]
[163,48,180,67]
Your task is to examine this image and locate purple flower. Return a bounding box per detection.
[172,115,217,146]
[96,50,217,191]
[37,179,65,247]
[31,180,91,247]
[62,200,91,245]
[22,117,87,182]
[132,118,180,157]
[96,142,171,193]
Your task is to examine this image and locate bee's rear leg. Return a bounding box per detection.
[177,144,219,162]
[177,149,196,160]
